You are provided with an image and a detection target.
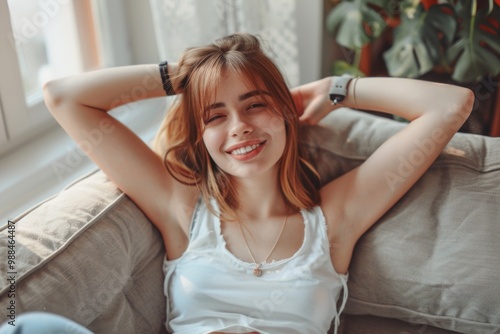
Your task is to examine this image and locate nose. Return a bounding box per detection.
[230,114,253,137]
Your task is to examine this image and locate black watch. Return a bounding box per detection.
[329,75,354,105]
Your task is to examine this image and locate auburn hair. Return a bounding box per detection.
[153,33,320,221]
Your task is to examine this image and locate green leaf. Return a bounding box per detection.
[453,0,496,18]
[447,5,500,82]
[383,3,457,78]
[326,0,389,49]
[486,0,495,14]
[427,4,457,45]
[332,60,366,76]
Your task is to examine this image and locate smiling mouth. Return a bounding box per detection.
[227,140,266,156]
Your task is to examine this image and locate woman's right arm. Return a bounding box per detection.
[43,64,198,245]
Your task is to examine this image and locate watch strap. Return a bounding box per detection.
[329,75,354,105]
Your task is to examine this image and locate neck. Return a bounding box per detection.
[230,169,288,220]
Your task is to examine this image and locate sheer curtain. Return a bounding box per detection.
[149,0,300,87]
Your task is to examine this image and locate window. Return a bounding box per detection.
[8,0,100,98]
[0,0,101,155]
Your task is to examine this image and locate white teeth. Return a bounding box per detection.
[230,144,260,155]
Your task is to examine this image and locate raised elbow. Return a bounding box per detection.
[42,78,68,114]
[461,87,475,115]
[446,86,474,127]
[453,86,475,117]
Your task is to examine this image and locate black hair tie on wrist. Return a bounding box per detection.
[159,61,176,96]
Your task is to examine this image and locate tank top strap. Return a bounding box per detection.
[188,197,203,239]
[188,197,214,237]
[300,205,349,334]
[299,206,333,265]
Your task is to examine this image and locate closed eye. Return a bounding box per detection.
[247,103,266,110]
[205,114,225,124]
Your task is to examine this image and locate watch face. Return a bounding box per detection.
[330,95,344,105]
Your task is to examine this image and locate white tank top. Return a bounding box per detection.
[163,198,348,334]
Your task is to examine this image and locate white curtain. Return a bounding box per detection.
[149,0,300,87]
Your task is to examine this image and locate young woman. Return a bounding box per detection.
[41,33,473,333]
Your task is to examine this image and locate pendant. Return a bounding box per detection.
[253,264,262,277]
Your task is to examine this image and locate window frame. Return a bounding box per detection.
[0,101,8,147]
[0,0,53,153]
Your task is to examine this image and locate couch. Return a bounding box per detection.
[1,108,499,334]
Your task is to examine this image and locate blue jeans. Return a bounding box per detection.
[0,312,93,334]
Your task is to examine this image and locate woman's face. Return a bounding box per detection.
[201,71,287,179]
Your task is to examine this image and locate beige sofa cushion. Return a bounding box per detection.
[0,171,167,334]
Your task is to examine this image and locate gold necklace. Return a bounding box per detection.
[237,213,289,277]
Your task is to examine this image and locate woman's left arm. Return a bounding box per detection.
[299,77,474,263]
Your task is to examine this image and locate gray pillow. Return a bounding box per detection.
[304,108,500,334]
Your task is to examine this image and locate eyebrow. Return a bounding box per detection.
[204,90,270,113]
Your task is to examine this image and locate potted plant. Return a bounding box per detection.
[326,0,500,135]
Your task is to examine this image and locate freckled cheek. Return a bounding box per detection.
[202,130,225,157]
[260,114,286,136]
[264,114,287,154]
